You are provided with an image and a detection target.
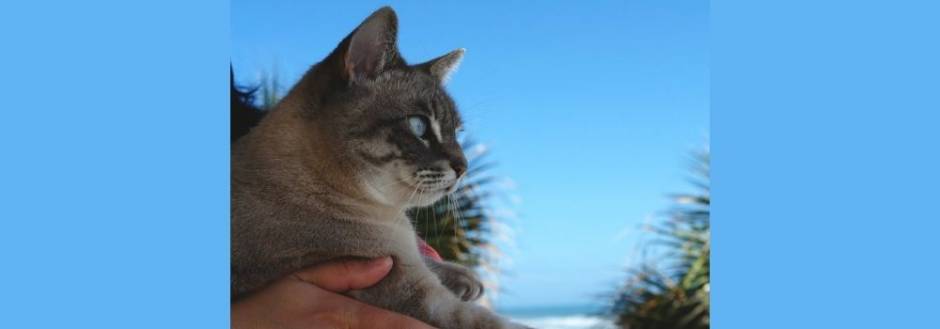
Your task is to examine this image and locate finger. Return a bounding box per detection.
[293,257,393,293]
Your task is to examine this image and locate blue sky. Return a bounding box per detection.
[232,0,709,309]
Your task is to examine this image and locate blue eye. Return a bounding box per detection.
[408,116,427,137]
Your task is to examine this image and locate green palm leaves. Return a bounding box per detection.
[610,152,710,329]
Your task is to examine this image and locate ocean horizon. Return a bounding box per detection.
[499,304,616,329]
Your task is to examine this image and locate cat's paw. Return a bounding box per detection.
[444,267,484,301]
[433,262,484,301]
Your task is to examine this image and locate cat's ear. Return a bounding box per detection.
[416,48,465,85]
[344,7,399,82]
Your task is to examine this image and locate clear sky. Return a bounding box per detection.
[232,0,709,309]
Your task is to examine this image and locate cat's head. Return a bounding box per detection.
[296,7,467,208]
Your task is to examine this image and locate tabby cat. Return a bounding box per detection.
[231,6,526,329]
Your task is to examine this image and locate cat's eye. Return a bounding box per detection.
[408,116,428,138]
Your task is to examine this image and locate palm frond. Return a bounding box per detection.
[257,69,281,110]
[609,151,710,329]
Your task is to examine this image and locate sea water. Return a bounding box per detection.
[501,304,617,329]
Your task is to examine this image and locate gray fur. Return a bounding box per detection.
[425,256,486,302]
[232,6,527,329]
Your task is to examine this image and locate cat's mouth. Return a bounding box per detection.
[415,180,454,192]
[396,167,459,205]
[410,173,455,193]
[412,179,458,201]
[403,182,453,207]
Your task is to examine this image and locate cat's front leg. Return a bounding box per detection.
[347,233,524,329]
[424,256,485,302]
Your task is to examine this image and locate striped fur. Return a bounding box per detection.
[231,6,526,329]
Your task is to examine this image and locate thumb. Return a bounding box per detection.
[293,257,393,293]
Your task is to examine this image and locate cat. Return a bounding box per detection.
[231,6,527,329]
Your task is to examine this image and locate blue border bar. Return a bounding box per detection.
[1,1,229,328]
[714,0,940,328]
[2,1,939,328]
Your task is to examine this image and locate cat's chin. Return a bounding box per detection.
[405,190,447,208]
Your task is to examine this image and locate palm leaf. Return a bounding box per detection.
[609,151,710,329]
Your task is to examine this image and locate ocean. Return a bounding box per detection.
[500,304,617,329]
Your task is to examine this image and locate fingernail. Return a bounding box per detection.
[371,256,393,268]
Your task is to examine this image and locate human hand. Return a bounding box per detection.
[231,257,436,329]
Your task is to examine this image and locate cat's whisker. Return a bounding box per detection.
[443,173,463,241]
[403,184,419,212]
[449,193,459,241]
[431,192,439,244]
[420,201,427,240]
[452,177,480,241]
[454,193,464,240]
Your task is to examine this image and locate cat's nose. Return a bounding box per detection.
[450,158,467,178]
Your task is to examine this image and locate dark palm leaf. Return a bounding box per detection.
[610,151,710,329]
